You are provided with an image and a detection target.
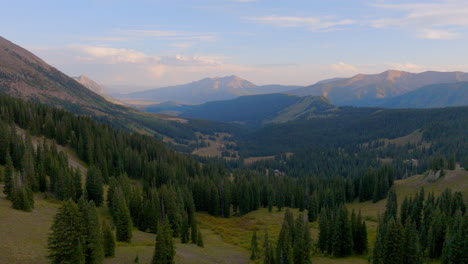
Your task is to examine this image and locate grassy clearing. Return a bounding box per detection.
[192,132,238,159]
[0,185,248,264]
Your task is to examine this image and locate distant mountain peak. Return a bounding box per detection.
[73,75,106,95]
[288,69,468,106]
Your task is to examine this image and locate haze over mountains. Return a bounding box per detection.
[0,36,241,146]
[113,68,468,110]
[115,75,301,104]
[288,70,468,106]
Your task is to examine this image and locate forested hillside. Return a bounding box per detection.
[0,36,242,152]
[236,106,468,157]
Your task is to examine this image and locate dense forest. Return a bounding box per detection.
[1,93,467,264]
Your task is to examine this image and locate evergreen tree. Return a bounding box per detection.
[293,213,312,264]
[317,208,330,254]
[382,218,403,264]
[190,216,198,244]
[113,188,133,242]
[441,210,467,264]
[276,210,294,264]
[353,210,367,255]
[11,173,34,211]
[332,206,353,257]
[86,166,104,206]
[401,220,421,264]
[196,228,204,248]
[3,151,13,200]
[263,230,275,264]
[48,200,86,264]
[78,199,104,264]
[384,189,398,222]
[250,230,259,260]
[102,220,115,258]
[152,220,175,264]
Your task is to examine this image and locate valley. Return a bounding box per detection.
[0,24,467,264]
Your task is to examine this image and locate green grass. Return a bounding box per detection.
[0,185,249,264]
[1,166,464,263]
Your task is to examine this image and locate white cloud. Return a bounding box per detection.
[330,62,358,75]
[245,15,354,32]
[371,0,468,39]
[170,42,195,49]
[417,29,461,40]
[116,29,216,42]
[70,45,156,64]
[387,62,424,72]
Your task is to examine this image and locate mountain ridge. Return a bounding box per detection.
[116,75,302,104]
[288,70,468,106]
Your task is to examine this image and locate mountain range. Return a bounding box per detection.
[288,70,468,106]
[0,36,241,148]
[115,75,301,104]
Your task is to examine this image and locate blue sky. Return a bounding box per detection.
[1,0,468,91]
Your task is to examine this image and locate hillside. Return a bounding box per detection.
[288,70,468,106]
[237,106,468,156]
[179,94,335,126]
[0,36,242,149]
[380,82,468,108]
[117,75,301,105]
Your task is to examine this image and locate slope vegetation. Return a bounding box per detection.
[380,82,468,108]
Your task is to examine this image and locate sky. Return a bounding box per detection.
[1,0,468,92]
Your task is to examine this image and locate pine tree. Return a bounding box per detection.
[317,208,329,254]
[196,228,204,248]
[382,218,403,264]
[332,206,353,257]
[3,152,13,200]
[441,210,467,264]
[102,220,115,258]
[263,230,275,264]
[353,210,367,255]
[86,166,104,206]
[48,200,86,264]
[78,199,104,264]
[293,213,312,264]
[401,220,421,264]
[11,173,34,211]
[113,188,133,242]
[250,230,259,260]
[152,220,175,264]
[384,188,398,222]
[190,216,198,244]
[276,210,294,264]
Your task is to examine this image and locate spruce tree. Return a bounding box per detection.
[250,230,259,260]
[332,206,353,257]
[382,218,403,264]
[11,173,34,211]
[152,220,175,264]
[196,227,204,248]
[317,208,329,254]
[48,200,86,264]
[3,151,13,200]
[384,188,398,222]
[441,210,467,264]
[113,188,133,242]
[401,220,421,264]
[102,220,115,258]
[276,210,294,264]
[86,166,104,206]
[78,199,104,264]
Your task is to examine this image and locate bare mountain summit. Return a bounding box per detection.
[117,75,301,104]
[288,70,468,106]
